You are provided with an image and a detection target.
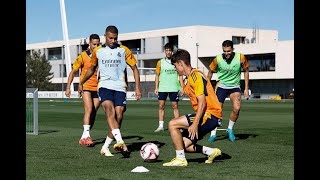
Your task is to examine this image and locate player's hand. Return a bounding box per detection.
[179,89,184,96]
[188,124,198,140]
[65,88,71,97]
[135,90,142,101]
[244,89,249,100]
[78,84,83,98]
[154,89,158,96]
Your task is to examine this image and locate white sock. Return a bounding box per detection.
[111,129,123,143]
[202,146,214,156]
[210,127,218,136]
[176,149,186,160]
[103,136,113,148]
[159,121,164,128]
[228,120,235,129]
[81,125,91,139]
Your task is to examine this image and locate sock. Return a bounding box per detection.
[111,129,124,143]
[176,149,186,160]
[159,121,164,128]
[202,146,214,156]
[210,127,218,136]
[228,120,235,129]
[102,136,113,148]
[81,125,91,139]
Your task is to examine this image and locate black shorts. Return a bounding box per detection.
[98,88,126,106]
[83,90,99,98]
[182,113,221,144]
[216,87,241,103]
[158,92,179,102]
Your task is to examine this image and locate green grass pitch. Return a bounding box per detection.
[26,99,294,179]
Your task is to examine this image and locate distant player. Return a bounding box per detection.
[163,49,222,167]
[79,25,141,158]
[154,43,184,132]
[207,40,249,142]
[65,34,100,147]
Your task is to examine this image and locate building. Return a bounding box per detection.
[26,25,294,99]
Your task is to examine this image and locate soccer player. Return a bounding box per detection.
[65,34,100,147]
[207,40,249,142]
[78,25,142,158]
[163,49,222,167]
[154,43,184,132]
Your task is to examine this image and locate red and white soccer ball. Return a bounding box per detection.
[140,143,160,162]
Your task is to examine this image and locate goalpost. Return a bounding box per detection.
[26,88,38,135]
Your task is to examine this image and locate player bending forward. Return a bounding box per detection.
[163,49,222,167]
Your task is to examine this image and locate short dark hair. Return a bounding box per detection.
[171,49,191,66]
[89,34,100,41]
[222,40,233,48]
[164,43,173,51]
[105,25,118,34]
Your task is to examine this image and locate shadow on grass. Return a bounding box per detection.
[93,135,144,146]
[37,130,59,135]
[188,152,231,163]
[128,140,166,152]
[93,136,166,152]
[214,133,258,141]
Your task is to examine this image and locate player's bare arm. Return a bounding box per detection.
[243,66,250,99]
[65,69,78,97]
[131,64,142,100]
[78,65,96,97]
[154,73,159,95]
[178,75,185,96]
[207,71,213,81]
[188,94,206,140]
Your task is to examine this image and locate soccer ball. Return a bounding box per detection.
[140,143,160,162]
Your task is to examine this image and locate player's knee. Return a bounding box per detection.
[159,105,165,110]
[172,103,178,109]
[233,107,240,114]
[168,120,177,129]
[116,114,123,121]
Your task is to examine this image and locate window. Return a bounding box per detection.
[162,37,165,51]
[232,36,246,45]
[48,47,62,60]
[246,53,275,72]
[60,64,67,77]
[142,38,145,53]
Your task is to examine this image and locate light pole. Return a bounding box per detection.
[196,43,199,69]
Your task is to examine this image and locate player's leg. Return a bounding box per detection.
[169,92,180,118]
[163,115,189,166]
[99,88,120,156]
[99,89,114,156]
[100,126,114,157]
[104,90,129,157]
[79,91,94,146]
[226,89,241,142]
[208,87,227,142]
[155,92,167,132]
[89,91,100,129]
[100,91,127,157]
[185,114,222,163]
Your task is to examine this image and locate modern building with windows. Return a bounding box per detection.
[26,25,294,99]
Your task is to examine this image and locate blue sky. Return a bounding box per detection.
[26,0,294,44]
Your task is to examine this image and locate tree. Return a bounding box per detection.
[26,50,54,90]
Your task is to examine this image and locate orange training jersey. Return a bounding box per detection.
[209,53,249,72]
[155,60,161,75]
[72,50,98,91]
[184,69,222,120]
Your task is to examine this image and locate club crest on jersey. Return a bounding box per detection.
[117,52,121,57]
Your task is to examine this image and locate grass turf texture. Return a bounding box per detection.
[26,99,294,179]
